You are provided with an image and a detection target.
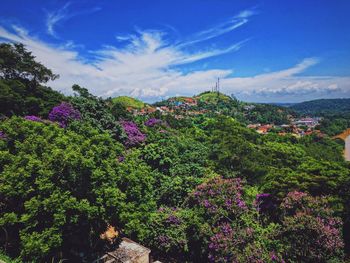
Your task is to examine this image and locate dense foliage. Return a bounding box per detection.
[0,43,350,263]
[0,43,64,118]
[290,98,350,115]
[0,118,125,262]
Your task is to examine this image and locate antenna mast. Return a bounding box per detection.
[217,78,220,93]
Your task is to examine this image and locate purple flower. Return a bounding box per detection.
[208,242,218,250]
[120,121,146,147]
[0,131,6,140]
[48,102,81,128]
[118,156,125,162]
[270,252,278,261]
[208,223,235,262]
[157,207,165,212]
[166,215,181,225]
[220,223,232,235]
[236,198,247,209]
[256,193,271,199]
[144,118,161,127]
[24,115,43,122]
[225,199,232,207]
[193,177,247,216]
[208,189,215,196]
[203,199,212,208]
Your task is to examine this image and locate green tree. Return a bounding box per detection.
[0,43,58,85]
[69,85,124,138]
[0,117,125,262]
[0,43,64,117]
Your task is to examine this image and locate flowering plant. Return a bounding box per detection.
[48,102,81,128]
[24,115,43,122]
[146,207,191,258]
[144,118,161,127]
[0,131,6,139]
[207,217,284,262]
[279,191,344,261]
[120,120,146,147]
[192,177,247,220]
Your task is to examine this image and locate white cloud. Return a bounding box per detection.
[45,2,71,37]
[0,24,244,100]
[1,8,349,103]
[220,59,350,102]
[179,8,256,47]
[45,3,101,38]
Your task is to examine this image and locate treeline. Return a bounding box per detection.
[0,43,65,118]
[0,43,350,263]
[290,98,350,115]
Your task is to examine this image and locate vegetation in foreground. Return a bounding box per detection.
[0,43,350,263]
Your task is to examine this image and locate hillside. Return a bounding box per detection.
[1,43,350,263]
[112,96,146,109]
[196,91,233,103]
[288,98,350,136]
[290,98,350,115]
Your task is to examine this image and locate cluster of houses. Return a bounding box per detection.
[169,97,198,107]
[247,117,323,137]
[291,117,322,128]
[127,97,207,119]
[124,96,324,138]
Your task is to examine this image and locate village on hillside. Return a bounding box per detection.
[247,116,324,137]
[123,93,324,138]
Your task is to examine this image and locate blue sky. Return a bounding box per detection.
[1,0,350,102]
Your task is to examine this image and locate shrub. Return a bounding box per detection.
[48,102,81,127]
[144,118,161,127]
[0,117,124,262]
[120,121,146,147]
[24,115,43,122]
[279,191,344,262]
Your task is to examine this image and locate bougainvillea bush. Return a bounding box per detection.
[191,177,248,221]
[24,115,43,122]
[278,191,344,262]
[144,118,162,127]
[190,177,283,263]
[120,120,146,147]
[145,207,204,262]
[145,177,344,263]
[48,102,81,127]
[0,130,6,139]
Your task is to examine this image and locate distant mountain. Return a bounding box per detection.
[290,98,350,115]
[268,102,296,107]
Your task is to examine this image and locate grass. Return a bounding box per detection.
[112,96,146,109]
[196,91,232,103]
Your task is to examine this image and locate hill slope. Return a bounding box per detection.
[290,98,350,115]
[112,96,146,109]
[196,91,233,103]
